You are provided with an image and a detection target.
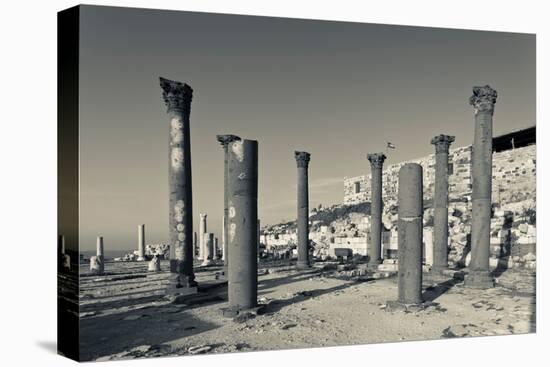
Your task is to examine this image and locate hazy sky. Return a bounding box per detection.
[78,5,535,251]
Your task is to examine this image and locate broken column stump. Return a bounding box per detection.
[224,139,260,316]
[387,163,424,311]
[90,236,105,275]
[202,233,214,266]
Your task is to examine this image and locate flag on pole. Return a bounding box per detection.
[387,142,396,149]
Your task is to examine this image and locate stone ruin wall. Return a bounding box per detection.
[263,144,536,270]
[344,144,536,207]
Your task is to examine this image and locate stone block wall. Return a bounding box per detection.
[344,144,535,207]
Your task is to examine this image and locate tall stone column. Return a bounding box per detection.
[227,139,258,312]
[465,85,497,289]
[160,77,196,289]
[217,134,241,276]
[137,224,146,261]
[430,134,455,273]
[295,151,311,269]
[199,214,207,260]
[193,231,197,256]
[397,164,423,305]
[367,153,386,270]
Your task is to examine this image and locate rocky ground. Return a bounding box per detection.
[77,260,536,362]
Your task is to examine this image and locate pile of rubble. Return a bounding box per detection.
[114,243,170,262]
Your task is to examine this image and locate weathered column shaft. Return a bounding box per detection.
[295,151,311,269]
[199,214,207,260]
[228,139,258,310]
[222,215,226,261]
[397,164,423,305]
[217,134,241,276]
[465,85,497,288]
[91,236,105,275]
[431,135,455,271]
[160,77,196,288]
[202,233,214,265]
[96,236,104,259]
[137,224,145,261]
[367,153,386,268]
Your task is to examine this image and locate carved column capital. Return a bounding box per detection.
[431,134,455,153]
[295,151,311,168]
[160,77,193,113]
[469,85,497,114]
[367,153,387,169]
[216,134,241,148]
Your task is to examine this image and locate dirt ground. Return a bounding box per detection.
[76,260,536,362]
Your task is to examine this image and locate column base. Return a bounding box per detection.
[296,260,311,270]
[464,270,494,289]
[201,259,214,266]
[386,300,431,312]
[167,273,198,293]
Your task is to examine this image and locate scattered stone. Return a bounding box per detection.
[188,345,212,355]
[281,323,297,330]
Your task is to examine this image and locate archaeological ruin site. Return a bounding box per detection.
[58,79,536,361]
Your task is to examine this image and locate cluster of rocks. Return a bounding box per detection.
[115,243,170,262]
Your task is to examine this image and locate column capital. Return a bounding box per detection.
[160,77,193,113]
[294,151,311,168]
[367,153,386,169]
[200,213,207,220]
[431,134,455,153]
[216,134,241,147]
[469,85,497,114]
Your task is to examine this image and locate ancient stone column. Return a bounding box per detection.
[160,76,196,289]
[397,164,423,305]
[295,151,311,269]
[202,233,214,266]
[137,224,146,261]
[58,235,70,270]
[214,237,219,259]
[367,153,387,270]
[465,85,497,289]
[90,236,105,275]
[217,134,242,276]
[193,231,197,256]
[227,139,259,312]
[430,134,455,273]
[199,214,207,260]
